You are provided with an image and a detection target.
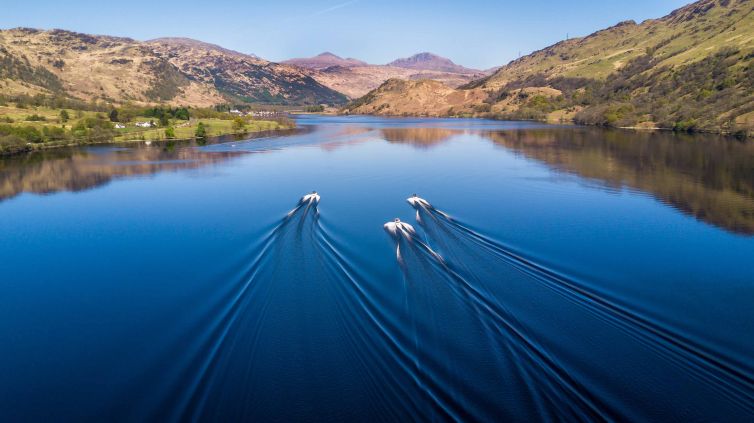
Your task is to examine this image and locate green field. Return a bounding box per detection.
[0,105,99,127]
[112,118,285,142]
[0,104,293,155]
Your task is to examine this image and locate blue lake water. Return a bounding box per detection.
[1,115,753,421]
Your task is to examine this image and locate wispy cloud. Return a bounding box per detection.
[309,0,360,18]
[285,0,361,22]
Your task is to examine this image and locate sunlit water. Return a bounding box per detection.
[1,115,753,422]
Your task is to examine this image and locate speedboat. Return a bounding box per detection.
[384,218,416,238]
[301,191,321,205]
[407,193,431,209]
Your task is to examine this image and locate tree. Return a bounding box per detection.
[232,117,246,131]
[60,109,69,123]
[174,107,190,120]
[159,114,170,127]
[0,124,43,143]
[195,122,207,139]
[164,127,176,139]
[109,109,119,122]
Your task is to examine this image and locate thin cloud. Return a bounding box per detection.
[310,0,360,17]
[285,0,361,22]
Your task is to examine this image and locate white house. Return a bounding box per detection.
[135,121,154,128]
[114,123,125,129]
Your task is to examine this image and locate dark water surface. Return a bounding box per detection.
[1,115,753,422]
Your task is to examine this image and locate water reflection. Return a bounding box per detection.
[2,123,753,235]
[484,129,754,235]
[0,142,243,202]
[381,127,461,148]
[373,125,754,235]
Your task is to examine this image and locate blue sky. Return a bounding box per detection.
[1,0,691,69]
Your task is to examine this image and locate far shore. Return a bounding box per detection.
[0,126,300,158]
[337,111,749,139]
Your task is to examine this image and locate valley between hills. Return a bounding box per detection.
[1,0,753,154]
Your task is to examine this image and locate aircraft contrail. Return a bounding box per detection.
[310,0,360,17]
[285,0,361,22]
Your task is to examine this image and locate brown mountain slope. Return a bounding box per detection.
[347,0,754,135]
[308,65,482,99]
[0,28,218,106]
[344,79,487,116]
[388,52,481,74]
[146,39,347,105]
[0,28,346,106]
[148,37,259,59]
[284,52,488,98]
[282,52,367,69]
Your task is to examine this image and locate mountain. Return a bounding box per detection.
[388,52,480,74]
[472,0,752,91]
[282,52,367,69]
[345,79,487,116]
[148,37,259,59]
[347,0,754,135]
[284,52,488,98]
[146,38,347,105]
[0,28,347,106]
[306,65,483,99]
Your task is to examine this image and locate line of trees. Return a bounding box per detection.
[0,116,116,145]
[112,106,190,123]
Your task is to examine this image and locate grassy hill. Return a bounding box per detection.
[473,0,753,88]
[0,28,347,107]
[343,78,488,115]
[347,0,754,136]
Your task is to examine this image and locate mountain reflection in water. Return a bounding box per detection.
[379,125,754,235]
[381,127,461,148]
[484,129,754,235]
[0,143,244,202]
[1,123,752,236]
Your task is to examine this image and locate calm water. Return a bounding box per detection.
[1,115,753,422]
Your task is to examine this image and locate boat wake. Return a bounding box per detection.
[167,192,330,421]
[398,195,754,421]
[140,193,752,422]
[386,206,613,421]
[160,193,495,421]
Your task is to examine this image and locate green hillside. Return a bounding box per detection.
[471,0,754,134]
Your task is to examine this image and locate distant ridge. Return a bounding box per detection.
[283,51,487,98]
[147,37,259,59]
[283,52,368,69]
[387,52,481,74]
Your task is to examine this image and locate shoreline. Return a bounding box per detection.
[339,112,750,139]
[4,113,748,159]
[0,126,299,158]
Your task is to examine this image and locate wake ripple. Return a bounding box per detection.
[171,193,325,422]
[162,193,490,422]
[404,196,754,421]
[385,213,613,421]
[143,193,752,422]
